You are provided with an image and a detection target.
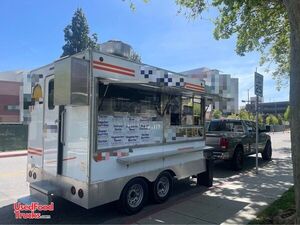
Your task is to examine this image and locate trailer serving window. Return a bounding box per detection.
[97,83,163,150]
[96,82,205,151]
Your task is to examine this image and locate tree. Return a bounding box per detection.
[258,114,264,124]
[174,0,300,222]
[129,50,142,63]
[239,109,254,121]
[284,106,291,121]
[266,114,279,125]
[227,113,239,120]
[61,8,99,57]
[212,109,222,119]
[277,114,283,125]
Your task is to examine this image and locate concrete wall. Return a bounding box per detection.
[0,124,28,151]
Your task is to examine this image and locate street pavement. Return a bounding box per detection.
[0,132,293,224]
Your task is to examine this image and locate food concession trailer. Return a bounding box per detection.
[20,49,213,214]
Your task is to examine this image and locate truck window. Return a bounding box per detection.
[245,121,256,132]
[48,79,54,110]
[208,120,243,132]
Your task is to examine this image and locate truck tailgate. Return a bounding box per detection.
[205,133,222,147]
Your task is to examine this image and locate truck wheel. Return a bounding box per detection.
[231,148,244,171]
[262,142,272,161]
[119,178,148,215]
[152,172,173,203]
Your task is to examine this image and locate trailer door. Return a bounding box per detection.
[43,75,60,175]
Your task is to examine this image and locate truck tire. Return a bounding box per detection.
[119,178,148,215]
[262,142,272,161]
[231,148,244,171]
[152,172,173,203]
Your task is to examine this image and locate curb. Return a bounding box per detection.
[0,150,27,158]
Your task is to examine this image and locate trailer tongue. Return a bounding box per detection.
[20,49,213,214]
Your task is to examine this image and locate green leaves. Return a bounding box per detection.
[212,109,222,119]
[61,8,99,57]
[284,105,290,121]
[175,0,206,18]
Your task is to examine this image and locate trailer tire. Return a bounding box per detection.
[152,172,173,203]
[119,178,148,215]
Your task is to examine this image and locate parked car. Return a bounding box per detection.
[206,119,272,170]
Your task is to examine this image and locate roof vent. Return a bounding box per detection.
[100,40,132,59]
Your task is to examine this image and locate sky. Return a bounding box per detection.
[0,0,289,107]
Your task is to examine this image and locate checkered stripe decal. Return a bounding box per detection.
[95,150,129,161]
[140,66,185,87]
[159,72,185,87]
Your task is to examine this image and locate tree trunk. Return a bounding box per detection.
[283,0,300,223]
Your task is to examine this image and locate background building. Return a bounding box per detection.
[182,67,239,114]
[246,101,289,115]
[0,70,30,123]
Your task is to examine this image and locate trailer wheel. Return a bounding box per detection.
[152,172,173,203]
[119,178,148,215]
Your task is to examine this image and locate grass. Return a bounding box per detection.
[249,186,295,224]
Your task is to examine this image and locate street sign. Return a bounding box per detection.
[255,72,263,97]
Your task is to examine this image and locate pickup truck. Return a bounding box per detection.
[206,119,272,170]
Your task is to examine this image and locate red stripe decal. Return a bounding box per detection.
[28,151,42,156]
[185,82,204,88]
[93,61,135,73]
[185,83,205,90]
[185,84,205,92]
[93,65,135,77]
[45,157,77,164]
[28,147,43,152]
[63,157,77,161]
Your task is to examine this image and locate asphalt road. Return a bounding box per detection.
[0,132,292,224]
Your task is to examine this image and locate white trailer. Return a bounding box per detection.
[20,49,213,214]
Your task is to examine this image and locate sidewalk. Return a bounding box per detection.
[133,159,293,225]
[0,150,27,158]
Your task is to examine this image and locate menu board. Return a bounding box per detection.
[97,115,163,150]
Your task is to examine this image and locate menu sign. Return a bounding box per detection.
[97,115,163,149]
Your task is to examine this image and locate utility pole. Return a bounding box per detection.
[254,71,263,174]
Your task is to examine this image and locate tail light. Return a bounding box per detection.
[220,137,229,149]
